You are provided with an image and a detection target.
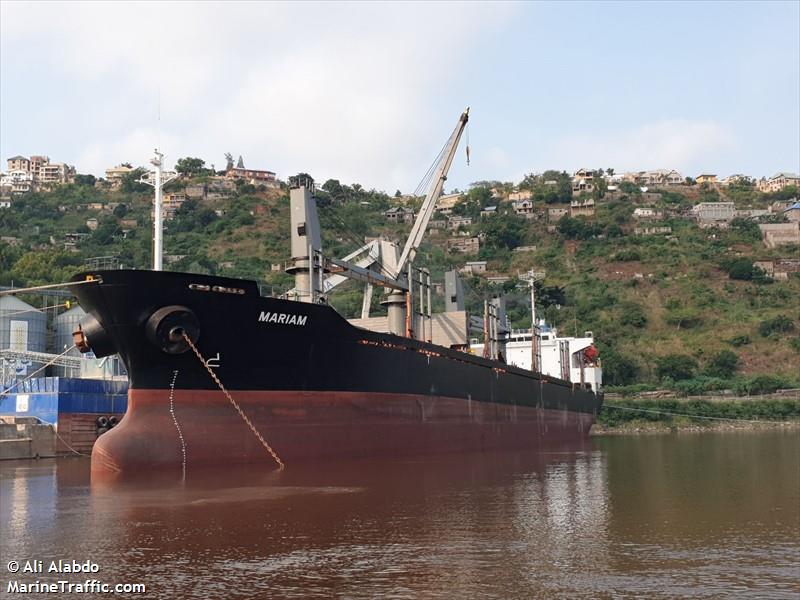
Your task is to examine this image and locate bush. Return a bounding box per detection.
[613,249,641,261]
[758,315,795,337]
[733,374,793,396]
[727,335,751,347]
[656,354,698,381]
[704,350,739,378]
[670,376,730,396]
[790,338,800,352]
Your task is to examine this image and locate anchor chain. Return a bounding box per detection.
[181,333,285,470]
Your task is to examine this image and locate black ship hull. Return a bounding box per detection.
[69,270,602,474]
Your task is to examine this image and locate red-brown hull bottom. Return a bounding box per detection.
[91,389,597,475]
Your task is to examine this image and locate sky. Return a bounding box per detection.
[1,1,798,193]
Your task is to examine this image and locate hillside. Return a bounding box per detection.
[1,173,798,393]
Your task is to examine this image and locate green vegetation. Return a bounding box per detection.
[1,170,798,390]
[599,397,800,427]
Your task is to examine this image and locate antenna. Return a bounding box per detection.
[138,150,178,271]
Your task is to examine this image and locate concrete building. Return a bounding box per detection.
[757,172,800,193]
[480,206,498,218]
[383,206,415,224]
[691,202,736,224]
[696,174,718,184]
[447,215,472,230]
[570,199,595,218]
[226,166,277,184]
[0,170,34,194]
[548,207,569,222]
[634,226,672,235]
[759,222,800,248]
[633,207,662,219]
[571,168,595,195]
[104,164,134,188]
[460,261,487,275]
[783,201,800,222]
[512,199,535,218]
[436,192,462,210]
[5,155,75,189]
[508,190,532,202]
[447,236,480,254]
[753,258,800,281]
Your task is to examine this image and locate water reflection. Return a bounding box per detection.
[1,431,798,599]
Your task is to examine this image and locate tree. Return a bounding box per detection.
[121,168,149,193]
[656,354,698,381]
[704,350,739,378]
[74,174,96,186]
[112,203,128,218]
[603,351,640,386]
[175,157,207,176]
[482,214,525,250]
[289,173,314,188]
[618,301,647,328]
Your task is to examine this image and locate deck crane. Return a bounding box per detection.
[286,108,470,335]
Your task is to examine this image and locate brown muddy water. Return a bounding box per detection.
[1,431,798,599]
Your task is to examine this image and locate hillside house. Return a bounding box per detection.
[384,206,415,224]
[226,165,277,185]
[512,199,535,218]
[783,202,800,222]
[104,164,134,188]
[7,155,75,189]
[85,218,98,231]
[447,237,480,254]
[508,190,533,202]
[480,206,498,218]
[436,192,462,210]
[633,207,662,219]
[757,172,800,193]
[0,170,33,194]
[695,174,718,185]
[570,199,595,218]
[634,226,672,236]
[460,261,487,275]
[691,202,735,225]
[447,215,472,230]
[571,168,595,195]
[753,258,800,281]
[759,222,800,248]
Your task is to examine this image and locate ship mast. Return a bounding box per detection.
[523,270,546,372]
[139,150,178,271]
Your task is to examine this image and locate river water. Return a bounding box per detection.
[1,430,798,598]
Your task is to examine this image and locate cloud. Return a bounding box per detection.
[1,2,515,190]
[550,119,737,173]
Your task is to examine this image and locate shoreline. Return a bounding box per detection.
[591,419,800,436]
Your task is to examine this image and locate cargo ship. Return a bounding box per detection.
[68,110,603,475]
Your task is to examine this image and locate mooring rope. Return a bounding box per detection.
[603,403,789,425]
[0,278,99,297]
[182,333,285,470]
[34,416,90,457]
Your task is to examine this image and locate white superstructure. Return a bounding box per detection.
[471,324,603,392]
